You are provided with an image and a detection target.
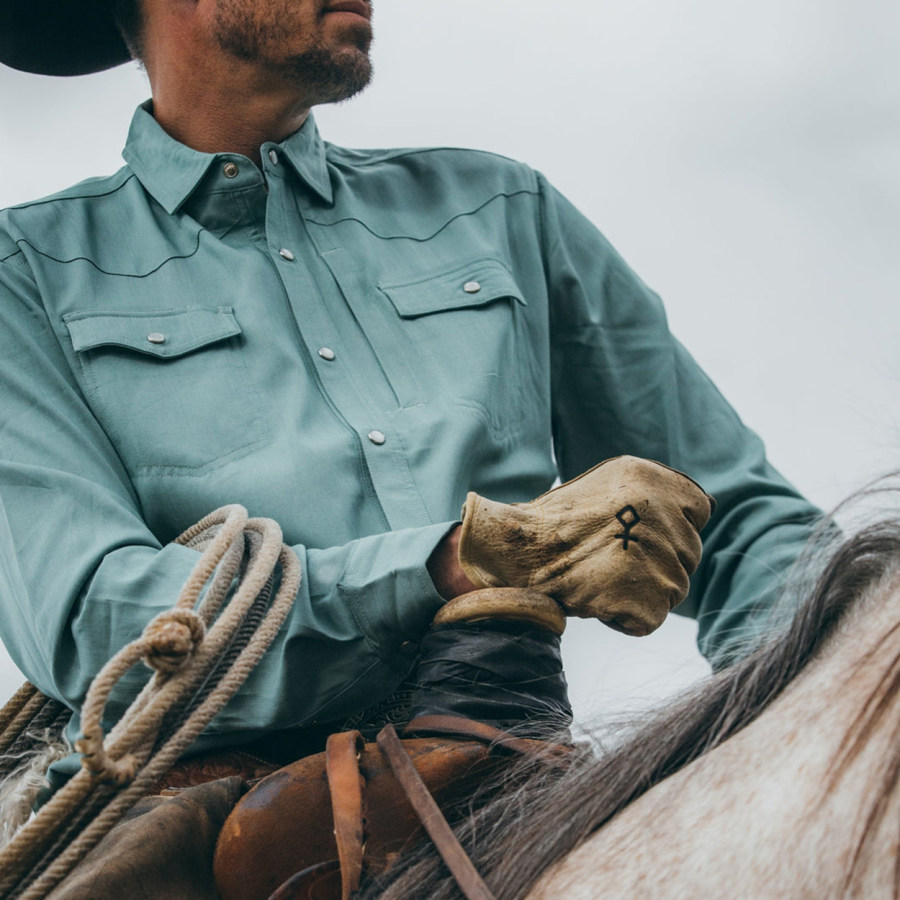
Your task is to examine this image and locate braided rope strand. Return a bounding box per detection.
[0,684,42,739]
[0,506,301,899]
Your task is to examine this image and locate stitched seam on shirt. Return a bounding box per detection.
[0,247,38,284]
[379,256,513,291]
[386,434,432,527]
[127,431,272,474]
[304,188,539,242]
[62,307,235,322]
[327,145,529,169]
[5,172,138,210]
[14,228,206,278]
[535,175,555,279]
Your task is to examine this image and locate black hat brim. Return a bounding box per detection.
[0,0,130,76]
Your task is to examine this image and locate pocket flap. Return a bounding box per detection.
[63,307,242,358]
[379,259,526,318]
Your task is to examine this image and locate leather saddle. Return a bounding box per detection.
[213,716,565,900]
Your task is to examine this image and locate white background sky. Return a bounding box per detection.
[1,0,898,723]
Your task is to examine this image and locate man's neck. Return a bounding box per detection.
[150,69,312,165]
[144,22,314,165]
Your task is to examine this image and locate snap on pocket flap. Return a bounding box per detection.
[379,259,527,318]
[63,307,242,358]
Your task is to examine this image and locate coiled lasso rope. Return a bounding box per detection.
[0,505,301,900]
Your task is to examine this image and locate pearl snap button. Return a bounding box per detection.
[268,149,279,165]
[463,281,481,294]
[367,430,386,445]
[147,333,166,344]
[279,248,295,261]
[223,162,239,178]
[318,347,336,361]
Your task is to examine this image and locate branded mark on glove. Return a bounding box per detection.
[615,506,641,550]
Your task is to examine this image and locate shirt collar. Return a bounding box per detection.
[277,113,333,205]
[122,100,333,215]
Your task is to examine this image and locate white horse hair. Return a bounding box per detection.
[363,515,900,900]
[0,729,70,847]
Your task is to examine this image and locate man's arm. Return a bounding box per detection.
[0,247,462,748]
[537,175,824,665]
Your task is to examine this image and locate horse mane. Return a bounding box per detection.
[363,517,900,900]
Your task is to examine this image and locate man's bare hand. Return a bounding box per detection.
[427,525,478,600]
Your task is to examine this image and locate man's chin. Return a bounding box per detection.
[285,48,373,105]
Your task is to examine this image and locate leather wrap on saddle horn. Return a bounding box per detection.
[213,727,530,900]
[215,594,573,900]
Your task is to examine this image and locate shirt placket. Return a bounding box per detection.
[261,152,432,532]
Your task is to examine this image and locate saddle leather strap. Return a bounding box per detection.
[325,731,367,900]
[376,724,497,900]
[405,714,570,762]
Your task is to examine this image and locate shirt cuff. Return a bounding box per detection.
[340,520,458,667]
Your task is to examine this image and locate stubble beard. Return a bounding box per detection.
[280,46,372,105]
[213,1,373,105]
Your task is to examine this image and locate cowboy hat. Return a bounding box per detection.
[0,0,130,76]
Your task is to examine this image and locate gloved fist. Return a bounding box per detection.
[457,456,714,636]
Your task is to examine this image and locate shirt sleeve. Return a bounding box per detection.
[536,174,824,666]
[0,248,450,747]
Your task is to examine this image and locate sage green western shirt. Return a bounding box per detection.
[0,103,819,766]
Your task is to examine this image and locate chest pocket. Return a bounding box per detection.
[63,307,270,475]
[378,259,528,436]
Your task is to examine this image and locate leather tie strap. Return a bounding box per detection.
[405,714,572,766]
[325,731,367,900]
[376,724,497,900]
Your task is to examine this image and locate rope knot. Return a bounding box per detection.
[75,726,140,785]
[142,609,206,675]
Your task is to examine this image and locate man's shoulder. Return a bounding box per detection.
[0,166,145,269]
[325,141,532,169]
[1,167,138,233]
[324,142,540,192]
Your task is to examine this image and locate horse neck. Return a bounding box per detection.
[529,569,900,900]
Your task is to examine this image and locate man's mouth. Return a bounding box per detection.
[323,0,371,20]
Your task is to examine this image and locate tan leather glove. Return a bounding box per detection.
[457,456,714,636]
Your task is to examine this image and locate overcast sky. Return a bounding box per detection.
[1,0,898,721]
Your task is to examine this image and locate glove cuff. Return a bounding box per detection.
[432,587,566,634]
[458,492,513,589]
